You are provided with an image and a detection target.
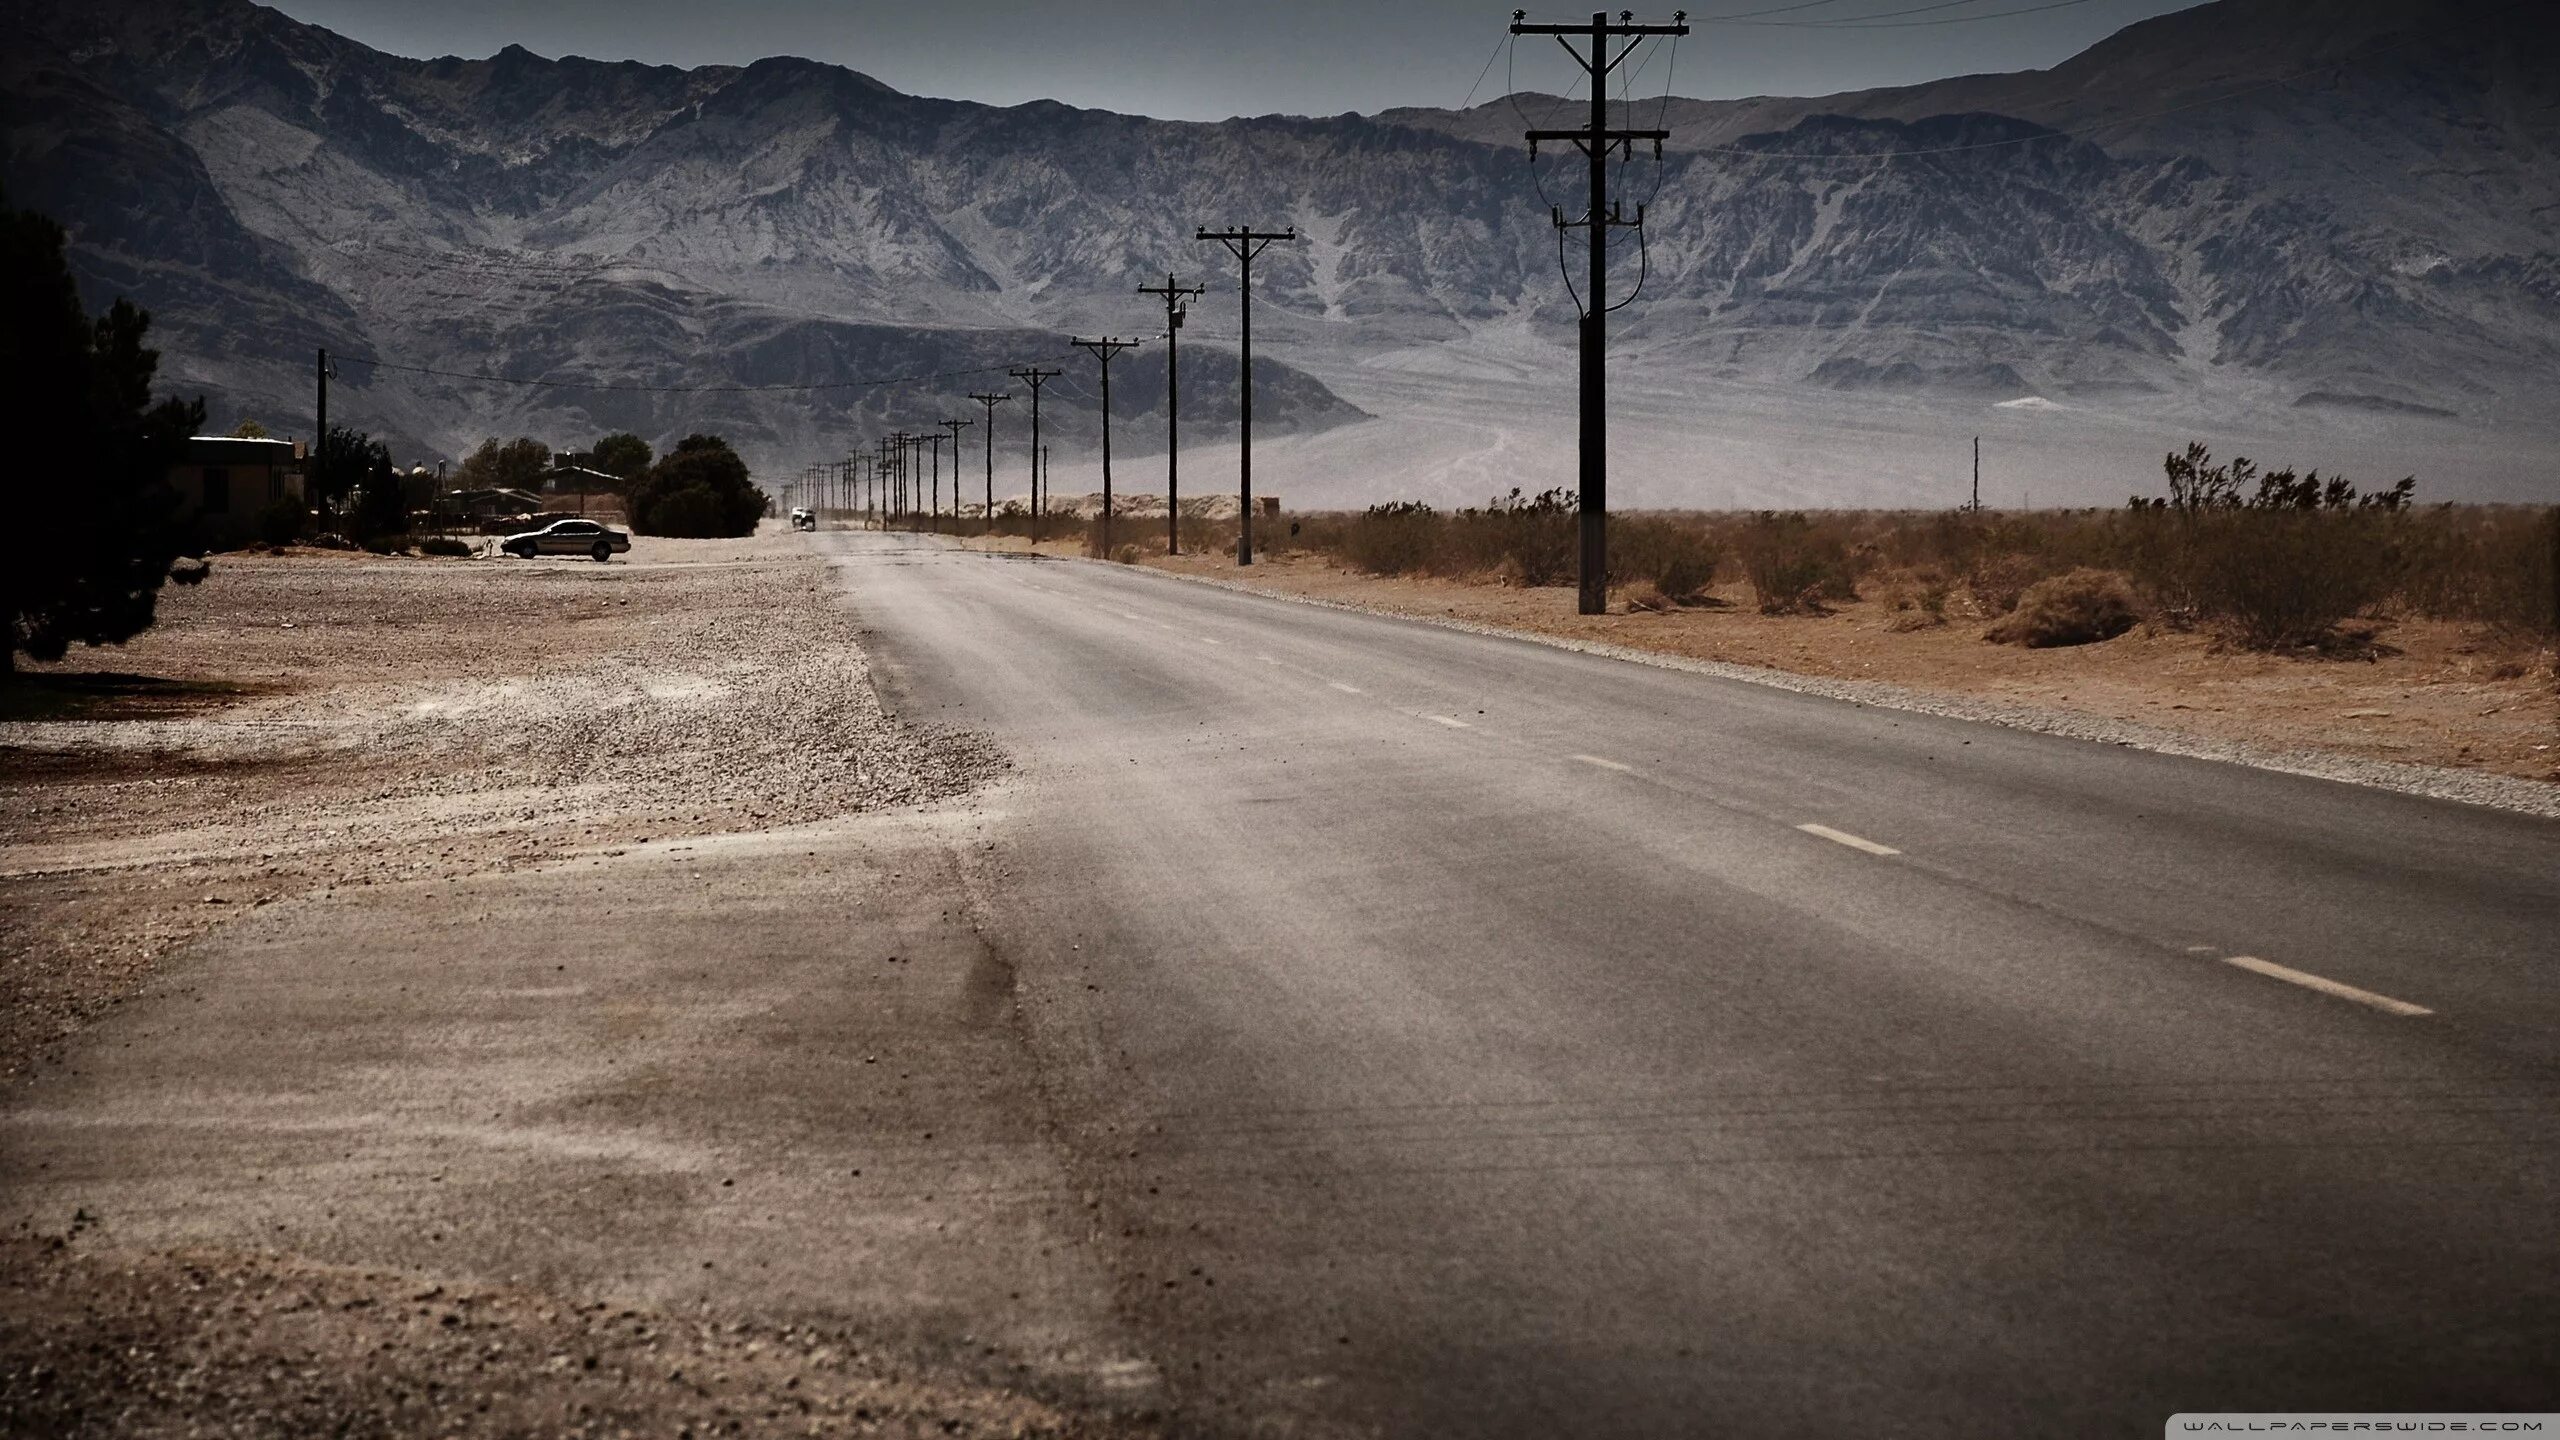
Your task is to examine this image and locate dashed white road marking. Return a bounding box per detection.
[1328,681,1365,694]
[1199,636,1226,646]
[2221,955,2432,1017]
[1116,611,1147,622]
[1428,715,1474,729]
[1796,823,1900,856]
[1257,654,1282,666]
[1570,754,1634,773]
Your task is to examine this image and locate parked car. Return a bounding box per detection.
[789,507,817,532]
[500,518,631,561]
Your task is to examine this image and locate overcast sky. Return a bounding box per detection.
[264,0,2205,121]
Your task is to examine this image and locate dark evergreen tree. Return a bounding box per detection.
[629,434,767,538]
[2,193,205,673]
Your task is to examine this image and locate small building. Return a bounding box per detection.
[168,436,304,546]
[539,464,628,521]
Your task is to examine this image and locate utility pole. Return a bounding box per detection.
[313,347,334,509]
[1972,436,1981,513]
[1072,337,1140,557]
[1009,366,1062,545]
[1511,8,1689,615]
[1196,227,1296,566]
[924,432,948,531]
[1138,273,1205,555]
[969,392,1012,536]
[888,431,912,526]
[940,418,973,531]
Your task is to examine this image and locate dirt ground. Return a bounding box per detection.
[0,1237,1125,1439]
[961,532,2559,786]
[0,534,998,1081]
[0,534,1159,1436]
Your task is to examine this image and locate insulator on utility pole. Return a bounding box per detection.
[1196,227,1296,566]
[1511,8,1689,614]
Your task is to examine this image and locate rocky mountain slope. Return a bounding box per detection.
[4,0,2553,497]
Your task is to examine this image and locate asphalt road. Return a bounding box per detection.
[829,529,2560,1438]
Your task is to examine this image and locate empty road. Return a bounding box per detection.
[833,530,2559,1437]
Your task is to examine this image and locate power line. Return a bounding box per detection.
[340,351,1073,396]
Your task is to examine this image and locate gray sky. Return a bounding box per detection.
[264,0,2205,121]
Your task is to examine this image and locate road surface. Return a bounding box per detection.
[834,530,2559,1437]
[6,528,2551,1438]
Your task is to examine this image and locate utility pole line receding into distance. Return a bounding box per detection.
[1071,337,1139,557]
[940,419,972,531]
[969,392,1012,536]
[1009,367,1061,544]
[1138,272,1204,555]
[1511,7,1690,615]
[1197,227,1296,566]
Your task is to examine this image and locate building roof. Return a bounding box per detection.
[184,436,301,465]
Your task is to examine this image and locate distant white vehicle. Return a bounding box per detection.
[500,518,630,561]
[789,507,817,531]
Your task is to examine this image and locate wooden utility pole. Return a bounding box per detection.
[940,419,972,531]
[1072,338,1141,557]
[1972,436,1981,512]
[1008,367,1061,544]
[1138,272,1205,554]
[1511,8,1689,614]
[313,347,332,509]
[969,392,1012,535]
[1197,228,1296,566]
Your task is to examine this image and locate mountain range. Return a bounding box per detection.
[4,0,2554,504]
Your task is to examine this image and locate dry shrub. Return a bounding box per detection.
[1625,583,1677,613]
[1876,567,1952,632]
[1964,553,2046,616]
[1614,517,1722,603]
[1985,568,2142,647]
[1739,512,1857,615]
[1342,501,1439,576]
[2170,509,2401,650]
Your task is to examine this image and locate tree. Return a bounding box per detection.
[231,418,268,439]
[2,192,205,673]
[320,427,403,541]
[591,432,653,486]
[629,434,767,538]
[454,435,550,492]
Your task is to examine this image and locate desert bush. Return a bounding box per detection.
[2164,508,2403,649]
[417,535,473,557]
[1448,487,1577,585]
[1738,512,1856,614]
[1612,516,1721,602]
[1876,567,1952,631]
[1985,568,2141,647]
[1342,501,1440,576]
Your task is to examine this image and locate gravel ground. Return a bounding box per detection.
[1127,562,2560,821]
[0,535,1005,1078]
[0,1236,1134,1439]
